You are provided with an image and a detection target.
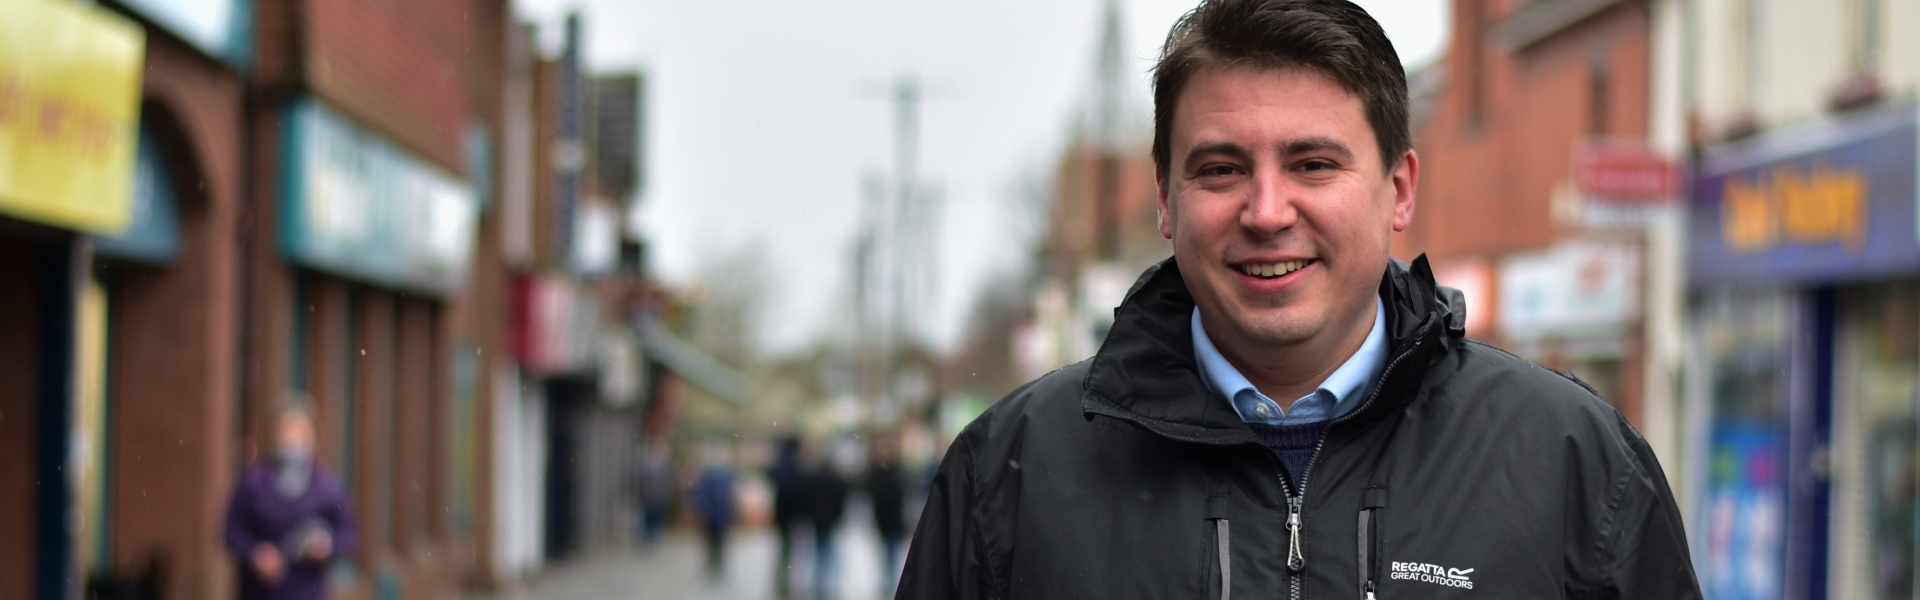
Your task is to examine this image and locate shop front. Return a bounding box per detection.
[274,95,479,599]
[0,2,143,598]
[1686,101,1920,600]
[1497,239,1644,418]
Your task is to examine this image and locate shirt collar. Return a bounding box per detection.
[1190,299,1390,425]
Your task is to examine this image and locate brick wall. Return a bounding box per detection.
[100,30,247,600]
[0,234,40,600]
[302,0,473,173]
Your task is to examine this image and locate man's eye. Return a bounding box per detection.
[1298,160,1336,172]
[1198,165,1240,177]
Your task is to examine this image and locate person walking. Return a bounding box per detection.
[864,434,909,594]
[222,405,358,600]
[691,443,737,581]
[895,1,1700,598]
[768,437,806,598]
[805,447,851,600]
[635,440,673,550]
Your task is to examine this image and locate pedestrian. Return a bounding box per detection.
[690,442,737,581]
[895,1,1701,598]
[768,437,806,599]
[863,434,908,594]
[222,404,358,600]
[636,439,673,550]
[805,443,851,600]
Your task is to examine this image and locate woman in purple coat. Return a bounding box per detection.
[222,406,358,600]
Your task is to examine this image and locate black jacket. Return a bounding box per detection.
[898,257,1699,600]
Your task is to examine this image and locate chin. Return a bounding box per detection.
[1228,310,1320,348]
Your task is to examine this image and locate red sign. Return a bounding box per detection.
[1575,143,1679,202]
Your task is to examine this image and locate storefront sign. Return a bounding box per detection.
[1497,240,1640,341]
[280,97,478,296]
[96,121,181,263]
[0,0,144,233]
[1689,103,1920,286]
[1576,142,1679,202]
[114,0,250,64]
[511,275,599,374]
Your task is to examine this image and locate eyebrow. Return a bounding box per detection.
[1182,141,1251,171]
[1182,137,1357,171]
[1281,136,1355,161]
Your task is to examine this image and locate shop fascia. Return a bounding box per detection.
[279,97,480,297]
[0,0,144,234]
[1688,100,1920,287]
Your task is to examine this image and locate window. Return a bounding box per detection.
[1588,58,1611,137]
[1850,0,1881,74]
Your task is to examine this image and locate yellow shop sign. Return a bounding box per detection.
[1720,164,1869,254]
[0,0,144,233]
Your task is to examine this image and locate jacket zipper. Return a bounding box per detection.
[1282,332,1424,600]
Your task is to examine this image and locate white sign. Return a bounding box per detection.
[1497,241,1640,340]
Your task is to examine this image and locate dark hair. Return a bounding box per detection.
[1151,0,1410,179]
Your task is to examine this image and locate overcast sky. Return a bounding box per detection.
[512,0,1450,356]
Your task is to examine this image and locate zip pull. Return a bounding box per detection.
[1286,496,1306,572]
[1365,580,1377,600]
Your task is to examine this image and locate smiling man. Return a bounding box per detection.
[894,1,1700,599]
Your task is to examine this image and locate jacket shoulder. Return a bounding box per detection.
[957,359,1093,447]
[1445,339,1623,422]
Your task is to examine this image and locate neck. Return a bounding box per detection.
[1207,296,1378,409]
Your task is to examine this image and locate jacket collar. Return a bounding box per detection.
[1079,255,1461,445]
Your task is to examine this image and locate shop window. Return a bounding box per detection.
[1831,283,1917,600]
[76,279,111,575]
[1692,289,1795,599]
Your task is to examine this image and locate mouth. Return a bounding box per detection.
[1234,259,1316,280]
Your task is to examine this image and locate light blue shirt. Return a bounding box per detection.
[1190,300,1390,426]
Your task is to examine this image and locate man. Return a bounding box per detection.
[895,1,1700,599]
[769,437,807,598]
[692,441,738,581]
[806,441,853,599]
[223,405,358,600]
[864,433,910,593]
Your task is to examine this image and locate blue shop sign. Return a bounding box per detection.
[1689,103,1920,286]
[279,97,477,297]
[116,0,251,66]
[95,120,180,264]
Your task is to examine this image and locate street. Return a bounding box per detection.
[473,501,897,600]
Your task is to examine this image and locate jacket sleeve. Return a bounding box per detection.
[1573,416,1702,599]
[895,433,986,600]
[222,476,261,560]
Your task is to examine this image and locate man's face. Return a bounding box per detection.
[1157,66,1416,352]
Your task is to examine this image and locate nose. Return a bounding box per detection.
[1239,166,1298,238]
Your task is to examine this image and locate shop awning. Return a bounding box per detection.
[639,320,749,406]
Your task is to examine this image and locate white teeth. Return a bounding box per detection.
[1241,260,1311,277]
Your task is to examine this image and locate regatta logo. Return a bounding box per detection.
[1390,561,1475,590]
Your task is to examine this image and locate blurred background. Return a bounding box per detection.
[0,0,1914,598]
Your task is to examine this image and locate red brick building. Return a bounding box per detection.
[1399,0,1658,426]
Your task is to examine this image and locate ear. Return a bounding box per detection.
[1390,149,1418,232]
[1155,167,1174,240]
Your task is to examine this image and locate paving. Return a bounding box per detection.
[470,502,898,600]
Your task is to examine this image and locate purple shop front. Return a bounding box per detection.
[1689,103,1920,286]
